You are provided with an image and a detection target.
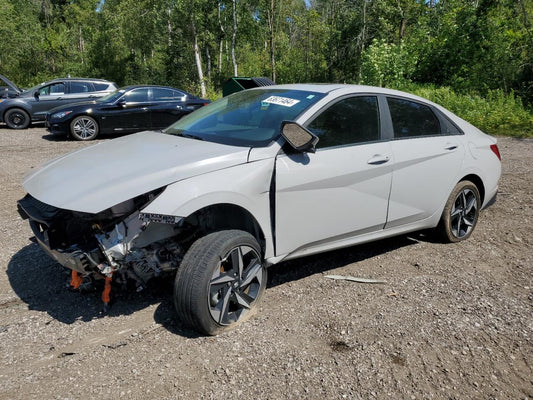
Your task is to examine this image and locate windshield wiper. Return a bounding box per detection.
[177,132,204,141]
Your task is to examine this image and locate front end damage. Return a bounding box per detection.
[17,190,190,306]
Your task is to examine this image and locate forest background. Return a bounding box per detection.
[0,0,532,136]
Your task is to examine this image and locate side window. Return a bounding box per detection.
[152,88,177,101]
[387,97,440,138]
[307,96,380,149]
[70,81,94,93]
[124,88,149,103]
[39,83,66,96]
[94,82,111,91]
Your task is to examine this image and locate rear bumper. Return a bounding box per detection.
[482,189,498,210]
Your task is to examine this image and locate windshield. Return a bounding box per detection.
[164,88,325,147]
[22,83,43,94]
[97,89,126,103]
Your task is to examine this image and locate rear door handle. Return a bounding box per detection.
[367,155,390,165]
[444,143,458,151]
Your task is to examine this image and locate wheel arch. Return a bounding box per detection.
[3,105,31,120]
[459,174,485,205]
[182,203,267,256]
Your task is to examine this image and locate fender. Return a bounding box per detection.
[141,158,276,258]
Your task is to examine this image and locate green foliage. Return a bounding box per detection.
[360,39,417,87]
[399,84,533,137]
[0,0,532,137]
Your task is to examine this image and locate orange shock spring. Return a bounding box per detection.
[102,274,113,305]
[70,271,83,289]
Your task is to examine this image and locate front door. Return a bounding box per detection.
[100,88,152,132]
[32,82,68,120]
[275,95,393,257]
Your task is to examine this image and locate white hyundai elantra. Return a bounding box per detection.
[18,84,502,334]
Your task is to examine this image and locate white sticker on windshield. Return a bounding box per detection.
[263,95,300,107]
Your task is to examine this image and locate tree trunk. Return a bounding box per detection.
[399,18,407,41]
[358,0,367,82]
[231,0,238,76]
[206,47,211,79]
[191,17,206,98]
[267,0,276,82]
[218,1,225,73]
[167,8,172,47]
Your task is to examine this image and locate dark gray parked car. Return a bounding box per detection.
[0,77,117,129]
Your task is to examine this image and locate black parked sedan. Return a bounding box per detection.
[46,85,210,140]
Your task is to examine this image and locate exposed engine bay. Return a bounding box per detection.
[17,190,192,295]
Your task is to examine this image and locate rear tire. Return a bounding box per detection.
[174,230,266,335]
[437,180,481,243]
[5,108,30,129]
[70,115,99,141]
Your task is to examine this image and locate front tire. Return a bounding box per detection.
[174,230,267,335]
[70,115,99,141]
[5,108,30,129]
[438,180,481,243]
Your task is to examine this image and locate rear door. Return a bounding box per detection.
[385,97,465,228]
[150,88,188,129]
[64,81,99,102]
[275,95,393,256]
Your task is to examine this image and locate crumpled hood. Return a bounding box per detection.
[22,131,250,213]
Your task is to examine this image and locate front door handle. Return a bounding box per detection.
[367,154,390,165]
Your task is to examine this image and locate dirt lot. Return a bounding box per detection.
[0,126,531,399]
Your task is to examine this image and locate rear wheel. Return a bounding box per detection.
[70,116,99,141]
[437,180,481,242]
[174,230,267,335]
[5,108,30,129]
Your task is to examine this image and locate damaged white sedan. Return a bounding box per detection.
[18,84,501,335]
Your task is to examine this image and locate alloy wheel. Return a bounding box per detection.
[72,117,97,140]
[208,245,264,326]
[450,188,478,239]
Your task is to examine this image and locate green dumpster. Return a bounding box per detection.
[222,77,275,97]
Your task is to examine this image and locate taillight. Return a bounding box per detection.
[490,144,501,161]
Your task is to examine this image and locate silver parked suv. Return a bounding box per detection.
[0,77,117,129]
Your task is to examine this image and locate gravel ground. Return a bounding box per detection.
[0,126,531,399]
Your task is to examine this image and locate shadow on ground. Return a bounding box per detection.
[6,243,175,325]
[267,234,421,288]
[8,233,422,334]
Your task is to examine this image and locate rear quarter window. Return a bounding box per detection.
[94,82,112,91]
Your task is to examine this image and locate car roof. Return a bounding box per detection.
[262,83,441,107]
[119,85,186,91]
[48,77,113,82]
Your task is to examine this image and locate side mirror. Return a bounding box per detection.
[281,121,318,153]
[117,99,127,107]
[34,91,40,99]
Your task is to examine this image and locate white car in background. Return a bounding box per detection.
[17,84,502,335]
